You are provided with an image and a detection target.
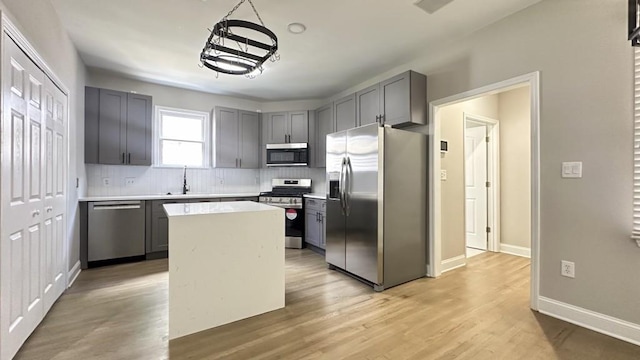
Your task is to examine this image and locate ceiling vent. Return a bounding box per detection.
[414,0,454,14]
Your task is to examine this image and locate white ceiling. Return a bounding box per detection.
[50,0,541,101]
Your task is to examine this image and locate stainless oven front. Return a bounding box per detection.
[258,200,304,249]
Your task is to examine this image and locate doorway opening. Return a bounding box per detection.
[428,72,540,310]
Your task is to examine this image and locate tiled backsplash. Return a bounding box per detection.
[86,165,326,197]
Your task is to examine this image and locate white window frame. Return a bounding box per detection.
[633,48,640,247]
[154,106,210,168]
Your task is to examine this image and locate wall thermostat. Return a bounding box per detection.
[440,140,448,153]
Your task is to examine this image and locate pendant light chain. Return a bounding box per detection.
[223,0,266,27]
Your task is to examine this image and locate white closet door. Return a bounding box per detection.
[42,76,66,313]
[1,34,67,360]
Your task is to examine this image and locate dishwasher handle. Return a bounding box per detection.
[91,201,142,211]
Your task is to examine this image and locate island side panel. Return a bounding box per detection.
[168,208,285,340]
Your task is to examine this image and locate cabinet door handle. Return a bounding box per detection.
[239,158,242,168]
[122,153,125,164]
[128,153,131,164]
[375,115,380,123]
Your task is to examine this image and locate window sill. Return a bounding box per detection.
[153,165,211,170]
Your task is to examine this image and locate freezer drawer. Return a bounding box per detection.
[88,201,146,261]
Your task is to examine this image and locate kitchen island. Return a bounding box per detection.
[163,201,284,340]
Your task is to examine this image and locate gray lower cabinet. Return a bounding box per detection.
[305,198,326,250]
[214,107,260,168]
[147,197,258,256]
[148,199,182,253]
[85,87,152,165]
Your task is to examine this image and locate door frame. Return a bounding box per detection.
[463,113,500,253]
[428,72,540,311]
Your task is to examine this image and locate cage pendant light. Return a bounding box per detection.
[200,0,279,77]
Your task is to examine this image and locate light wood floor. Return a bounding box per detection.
[15,250,640,360]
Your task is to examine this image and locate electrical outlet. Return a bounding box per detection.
[102,178,111,187]
[125,177,135,186]
[561,260,575,278]
[440,170,447,181]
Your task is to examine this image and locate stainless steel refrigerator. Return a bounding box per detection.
[326,123,427,291]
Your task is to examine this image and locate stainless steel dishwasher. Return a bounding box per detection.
[88,200,146,262]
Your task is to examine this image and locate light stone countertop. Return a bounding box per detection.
[303,193,326,200]
[163,201,282,217]
[79,192,260,202]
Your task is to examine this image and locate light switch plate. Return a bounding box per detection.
[562,162,582,178]
[440,170,447,181]
[102,177,111,187]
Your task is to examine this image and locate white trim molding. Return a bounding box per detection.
[500,243,531,258]
[68,261,81,288]
[538,296,640,346]
[440,255,466,273]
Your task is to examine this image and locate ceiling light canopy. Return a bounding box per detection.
[287,23,306,34]
[200,0,279,78]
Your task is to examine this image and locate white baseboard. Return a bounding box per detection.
[68,261,81,288]
[441,255,466,273]
[538,296,640,346]
[500,243,531,258]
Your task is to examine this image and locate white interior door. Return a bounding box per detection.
[42,76,66,313]
[1,34,67,360]
[465,124,488,250]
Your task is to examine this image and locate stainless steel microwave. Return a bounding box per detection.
[266,143,308,167]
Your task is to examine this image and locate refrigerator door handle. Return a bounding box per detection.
[345,156,352,216]
[339,157,346,214]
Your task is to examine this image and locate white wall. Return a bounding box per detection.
[498,86,531,250]
[0,0,87,273]
[338,0,639,325]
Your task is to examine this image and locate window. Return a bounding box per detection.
[155,106,210,167]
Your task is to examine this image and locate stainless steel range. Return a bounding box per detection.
[259,179,312,249]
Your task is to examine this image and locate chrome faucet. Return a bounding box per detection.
[182,166,190,195]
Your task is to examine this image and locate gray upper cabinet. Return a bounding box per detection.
[356,84,380,127]
[266,112,288,144]
[85,87,152,165]
[239,111,260,169]
[214,107,260,169]
[314,103,334,168]
[215,107,239,168]
[334,94,356,132]
[289,111,309,143]
[379,70,427,127]
[126,93,153,165]
[264,111,309,144]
